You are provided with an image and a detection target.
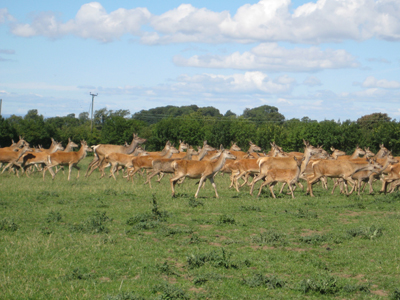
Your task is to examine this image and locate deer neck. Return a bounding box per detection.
[198,148,209,160]
[210,154,229,173]
[291,164,303,184]
[375,149,387,159]
[300,148,314,174]
[125,138,141,154]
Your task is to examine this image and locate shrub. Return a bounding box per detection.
[0,218,19,232]
[242,274,285,289]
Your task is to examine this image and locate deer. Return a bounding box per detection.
[169,140,190,159]
[339,155,399,195]
[255,156,305,198]
[249,140,322,195]
[0,145,34,177]
[126,145,180,184]
[103,147,149,181]
[0,136,28,152]
[85,133,146,178]
[380,162,400,193]
[55,138,79,174]
[170,147,236,198]
[144,146,199,186]
[43,140,92,181]
[191,141,216,161]
[306,158,383,197]
[15,141,65,176]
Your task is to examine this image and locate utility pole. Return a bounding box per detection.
[90,93,98,132]
[0,99,2,116]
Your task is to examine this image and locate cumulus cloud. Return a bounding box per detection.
[174,43,359,72]
[5,0,400,44]
[362,76,400,89]
[10,2,151,42]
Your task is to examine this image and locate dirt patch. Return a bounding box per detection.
[199,225,212,229]
[371,290,388,297]
[209,242,222,247]
[99,277,111,282]
[285,247,308,252]
[300,229,320,237]
[340,211,363,217]
[152,238,159,242]
[189,287,206,293]
[143,231,153,235]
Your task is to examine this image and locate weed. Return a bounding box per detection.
[70,211,112,234]
[391,288,400,300]
[46,210,62,223]
[159,226,193,237]
[294,208,318,219]
[127,197,168,231]
[188,197,204,208]
[156,261,179,276]
[252,229,287,246]
[299,274,340,295]
[187,234,203,244]
[0,218,19,232]
[242,274,285,289]
[217,214,236,225]
[63,267,93,281]
[187,248,238,269]
[299,234,330,245]
[342,283,370,293]
[346,225,383,239]
[104,292,145,300]
[151,282,189,300]
[40,226,54,235]
[104,189,118,196]
[239,205,261,212]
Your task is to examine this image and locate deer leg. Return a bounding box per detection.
[268,182,277,199]
[250,173,265,196]
[208,176,219,198]
[170,173,185,197]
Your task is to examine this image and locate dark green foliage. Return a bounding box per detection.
[391,288,400,300]
[46,210,62,223]
[299,275,340,295]
[217,214,236,225]
[293,208,318,219]
[70,211,112,234]
[299,274,370,295]
[0,218,19,232]
[126,196,168,227]
[64,267,93,281]
[239,205,261,212]
[158,226,193,237]
[346,225,383,239]
[242,274,285,289]
[151,282,189,300]
[187,248,238,269]
[156,261,179,276]
[252,229,287,246]
[188,198,204,208]
[299,234,330,245]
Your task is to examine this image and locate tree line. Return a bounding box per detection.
[0,105,399,155]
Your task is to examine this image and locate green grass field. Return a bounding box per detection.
[1,158,400,299]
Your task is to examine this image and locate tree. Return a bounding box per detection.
[242,105,285,125]
[357,113,392,130]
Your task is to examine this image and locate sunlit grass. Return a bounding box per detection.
[0,158,399,299]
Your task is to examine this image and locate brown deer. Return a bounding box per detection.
[170,148,236,198]
[85,133,146,178]
[43,140,92,180]
[255,156,305,198]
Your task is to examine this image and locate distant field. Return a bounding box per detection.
[1,157,399,299]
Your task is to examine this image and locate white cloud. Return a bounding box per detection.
[362,76,400,89]
[10,2,151,42]
[174,43,359,72]
[303,76,322,86]
[5,0,400,44]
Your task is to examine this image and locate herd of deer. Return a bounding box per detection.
[1,134,400,199]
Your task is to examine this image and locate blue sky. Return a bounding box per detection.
[0,0,399,121]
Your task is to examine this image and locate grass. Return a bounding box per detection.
[0,157,400,299]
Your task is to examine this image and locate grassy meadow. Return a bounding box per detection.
[1,157,400,299]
